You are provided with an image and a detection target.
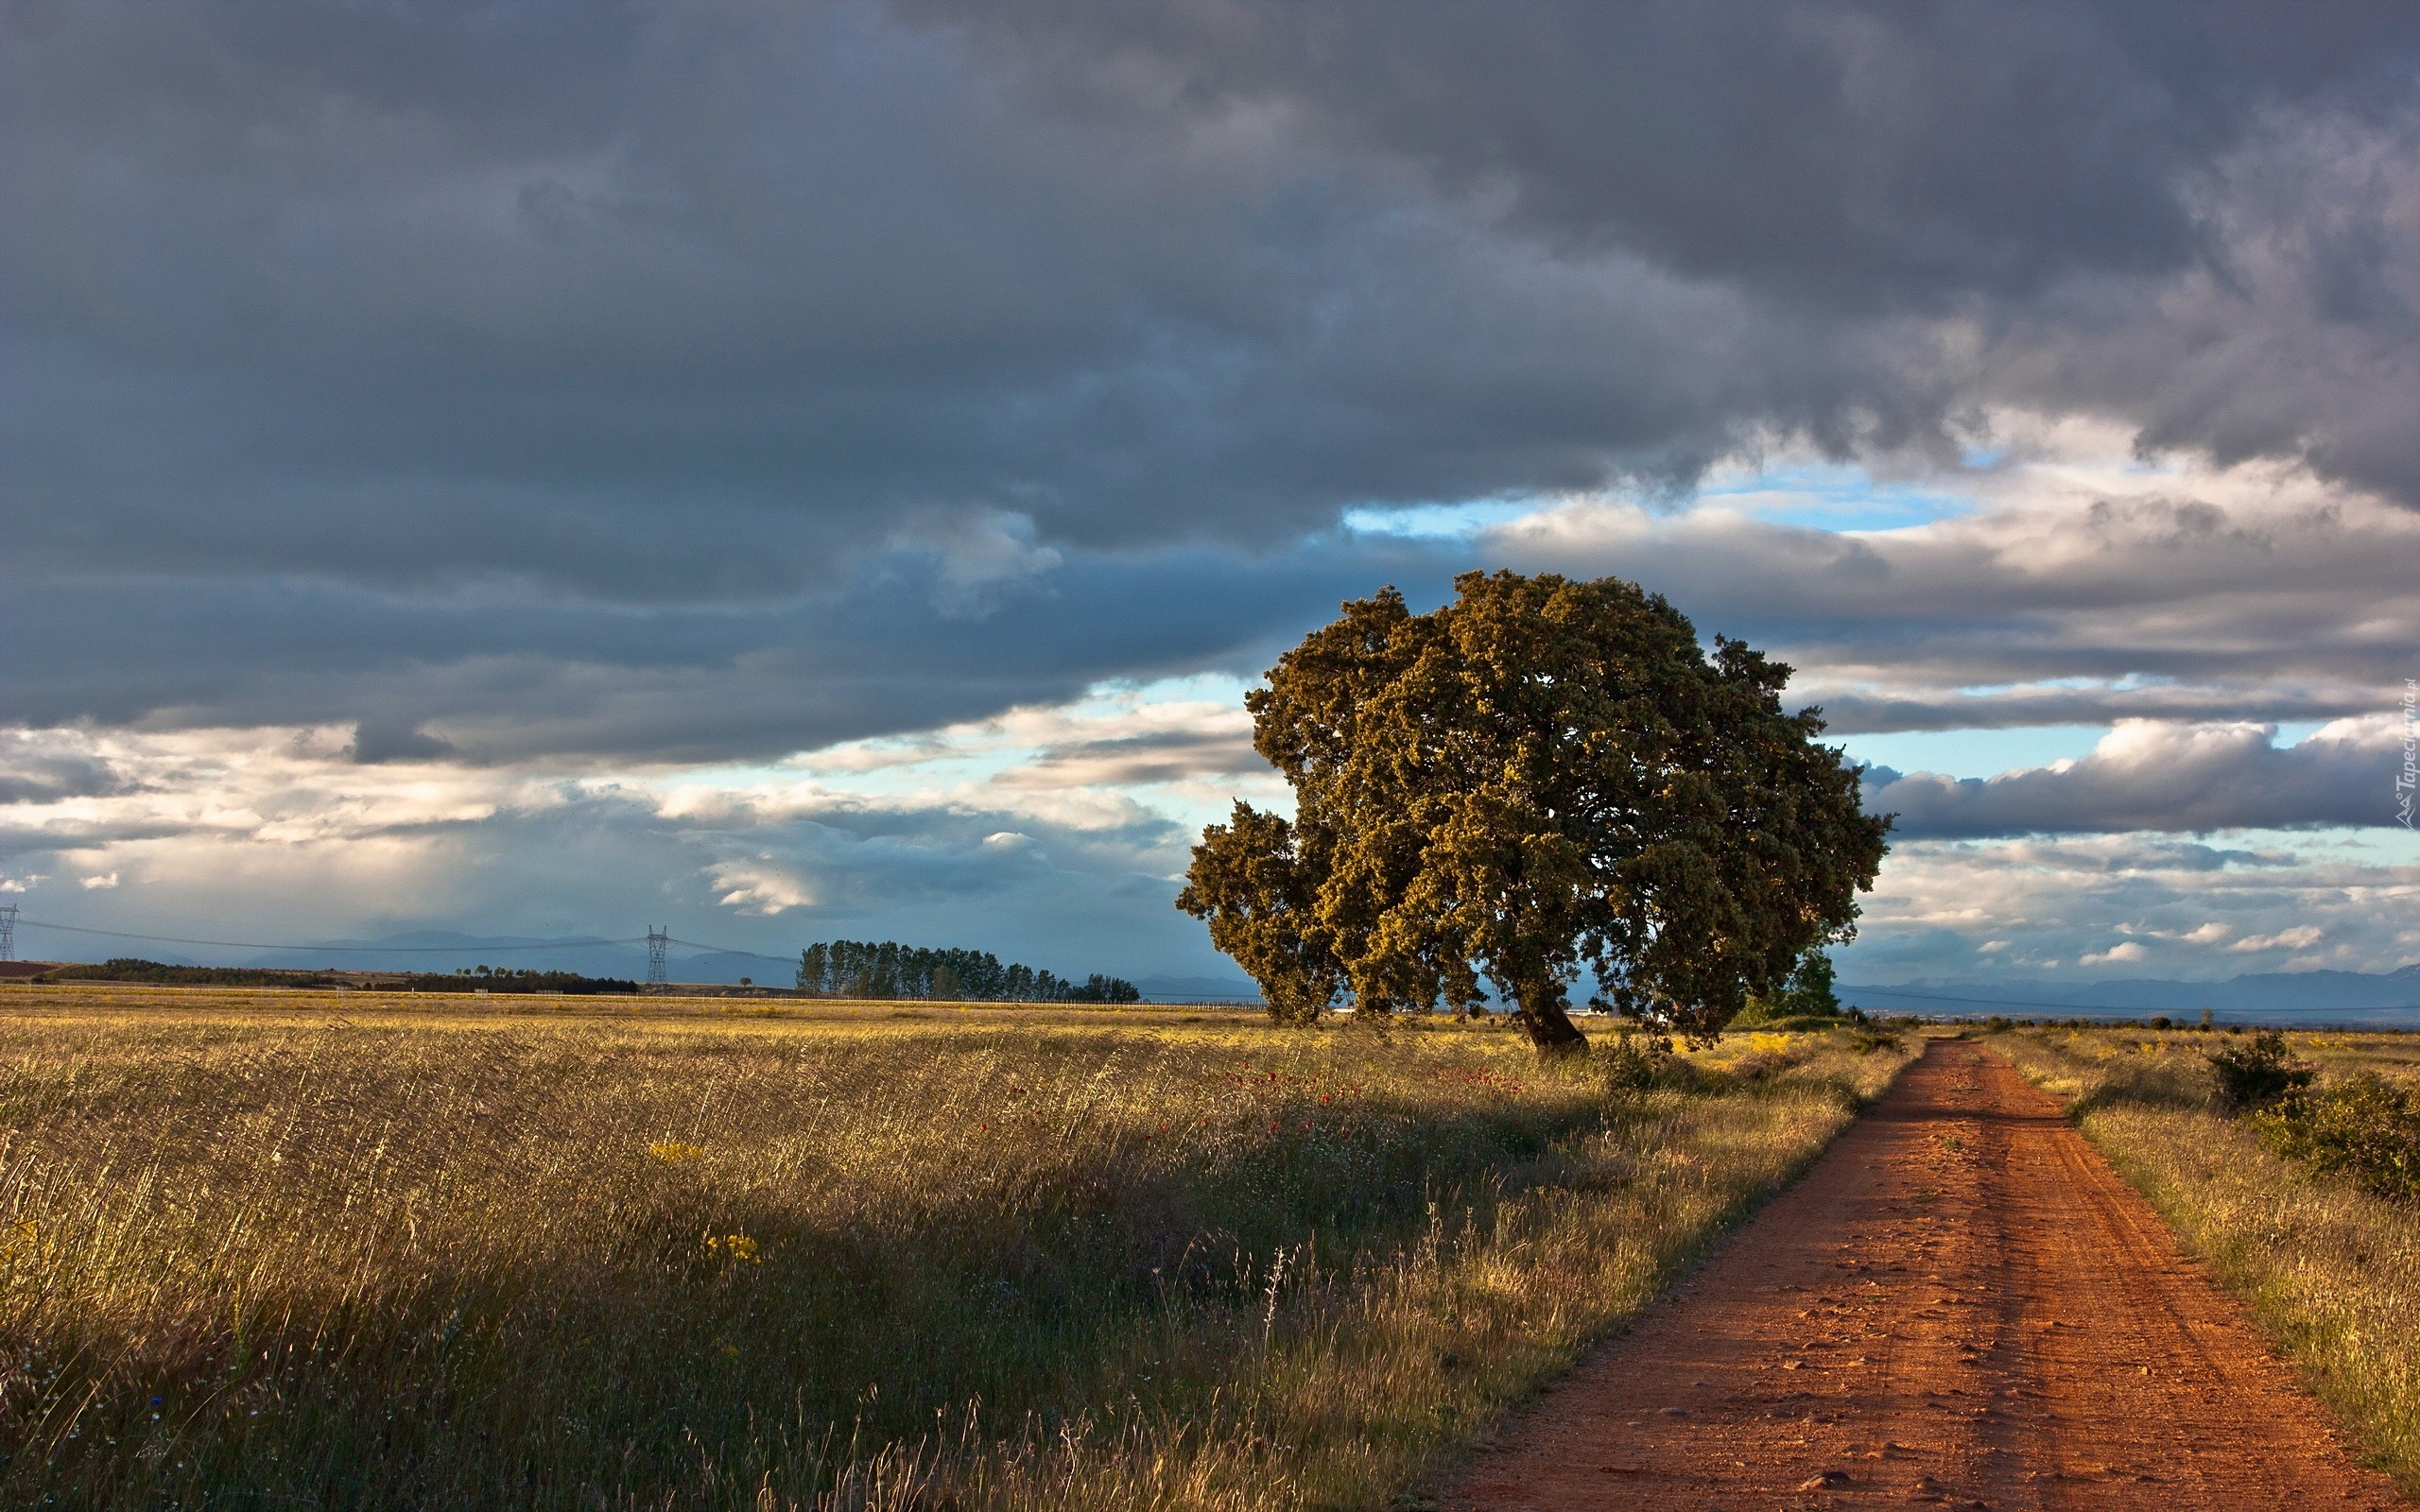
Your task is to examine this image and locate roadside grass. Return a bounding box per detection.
[0,988,1910,1511]
[1983,1025,2420,1497]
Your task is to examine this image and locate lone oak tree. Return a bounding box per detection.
[1178,571,1891,1055]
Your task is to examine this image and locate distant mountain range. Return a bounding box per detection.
[1842,966,2420,1025]
[233,931,794,985]
[35,925,2413,1022]
[41,929,1252,997]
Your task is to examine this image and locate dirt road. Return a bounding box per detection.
[1440,1040,2405,1510]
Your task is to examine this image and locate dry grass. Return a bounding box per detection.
[1984,1025,2420,1496]
[0,986,1910,1510]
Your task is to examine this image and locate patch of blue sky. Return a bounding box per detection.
[1950,673,2177,697]
[1694,458,1979,532]
[1087,671,1260,710]
[1837,725,2111,778]
[1841,717,2335,782]
[1342,461,1986,541]
[2207,826,2420,865]
[2045,674,2170,692]
[1342,497,1544,539]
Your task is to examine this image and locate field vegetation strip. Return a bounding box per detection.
[0,988,1910,1511]
[1983,1025,2420,1498]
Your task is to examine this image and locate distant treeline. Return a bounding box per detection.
[39,958,350,988]
[796,941,1139,1003]
[394,968,643,995]
[38,958,641,995]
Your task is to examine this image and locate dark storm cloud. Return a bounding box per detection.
[349,721,458,765]
[0,537,1460,762]
[0,733,142,806]
[4,0,1914,597]
[920,0,2420,496]
[6,476,2407,762]
[922,0,2406,302]
[2,0,2414,754]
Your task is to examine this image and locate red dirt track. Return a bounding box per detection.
[1440,1040,2405,1510]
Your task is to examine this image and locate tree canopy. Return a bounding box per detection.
[1177,570,1890,1053]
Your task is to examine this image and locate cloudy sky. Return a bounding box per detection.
[5,0,2417,988]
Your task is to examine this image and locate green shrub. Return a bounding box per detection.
[1734,950,1843,1029]
[1596,1029,1665,1091]
[1595,1029,1713,1092]
[2205,1028,2315,1112]
[2256,1073,2420,1205]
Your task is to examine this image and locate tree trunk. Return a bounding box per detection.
[1515,991,1591,1057]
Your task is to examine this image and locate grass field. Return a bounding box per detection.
[0,987,1911,1511]
[1982,1024,2420,1497]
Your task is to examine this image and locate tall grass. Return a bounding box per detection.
[0,992,1909,1510]
[1985,1026,2420,1496]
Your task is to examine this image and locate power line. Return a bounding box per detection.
[11,918,645,954]
[10,913,2414,1014]
[11,916,801,966]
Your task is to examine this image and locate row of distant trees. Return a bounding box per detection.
[430,965,642,994]
[796,940,1139,1003]
[37,958,642,994]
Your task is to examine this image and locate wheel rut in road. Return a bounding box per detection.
[1437,1039,2406,1510]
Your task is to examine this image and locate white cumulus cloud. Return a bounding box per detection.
[2079,942,2149,966]
[705,858,819,917]
[2230,926,2325,954]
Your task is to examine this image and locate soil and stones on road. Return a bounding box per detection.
[1438,1039,2406,1510]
